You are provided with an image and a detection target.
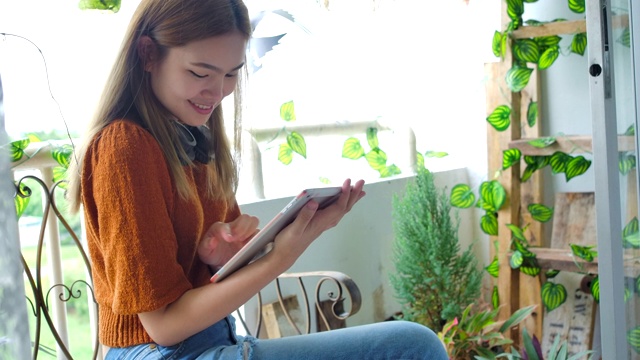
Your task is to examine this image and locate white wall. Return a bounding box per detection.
[238,167,483,329]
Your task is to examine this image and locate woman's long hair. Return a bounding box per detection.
[67,0,251,212]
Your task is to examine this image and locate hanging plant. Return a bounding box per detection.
[275,101,307,165]
[342,127,401,178]
[78,0,121,12]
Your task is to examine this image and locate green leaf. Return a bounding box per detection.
[524,154,549,170]
[416,152,424,169]
[568,0,585,13]
[546,269,560,279]
[535,35,562,50]
[365,148,387,170]
[502,148,522,170]
[522,164,537,182]
[625,124,635,136]
[528,203,554,222]
[53,167,68,187]
[342,138,365,159]
[279,100,296,121]
[52,144,74,168]
[514,39,540,63]
[627,326,640,354]
[549,151,572,174]
[528,136,556,148]
[486,105,511,131]
[366,127,379,149]
[520,259,541,276]
[571,32,587,56]
[539,46,560,69]
[522,328,542,360]
[527,100,538,127]
[619,153,636,175]
[379,164,401,178]
[450,184,475,209]
[498,304,535,333]
[492,286,500,309]
[9,138,30,162]
[506,0,524,22]
[510,250,524,269]
[623,217,640,248]
[512,240,535,262]
[480,181,506,212]
[618,27,631,48]
[570,244,597,262]
[542,281,567,312]
[278,143,293,165]
[507,223,528,243]
[287,131,306,158]
[486,257,500,278]
[425,151,448,158]
[506,65,534,92]
[481,212,499,236]
[492,31,504,58]
[565,156,591,181]
[591,276,600,302]
[14,182,31,219]
[78,0,121,12]
[636,276,640,294]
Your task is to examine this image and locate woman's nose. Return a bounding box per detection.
[202,77,224,103]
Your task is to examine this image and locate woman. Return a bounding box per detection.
[67,0,447,358]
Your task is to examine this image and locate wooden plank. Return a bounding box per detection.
[261,295,303,339]
[512,19,586,39]
[509,135,635,156]
[541,272,595,358]
[528,248,640,278]
[519,65,544,340]
[512,15,627,39]
[486,59,521,337]
[550,193,597,248]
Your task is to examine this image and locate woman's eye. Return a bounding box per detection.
[189,70,207,78]
[225,73,239,78]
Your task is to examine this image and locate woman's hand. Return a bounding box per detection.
[268,179,366,270]
[198,214,259,268]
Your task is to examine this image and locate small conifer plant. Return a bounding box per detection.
[390,167,483,332]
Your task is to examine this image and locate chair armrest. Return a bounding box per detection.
[236,271,362,338]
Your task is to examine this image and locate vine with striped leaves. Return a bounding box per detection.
[448,0,638,350]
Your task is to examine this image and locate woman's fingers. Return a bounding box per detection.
[227,214,260,243]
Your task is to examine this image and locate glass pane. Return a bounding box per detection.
[611,0,639,358]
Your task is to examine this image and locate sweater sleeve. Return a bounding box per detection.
[84,120,192,315]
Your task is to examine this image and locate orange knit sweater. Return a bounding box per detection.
[81,120,240,347]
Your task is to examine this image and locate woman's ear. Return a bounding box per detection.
[137,35,157,71]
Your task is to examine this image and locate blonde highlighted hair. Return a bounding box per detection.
[67,0,251,212]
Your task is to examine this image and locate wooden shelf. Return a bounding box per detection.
[512,19,586,39]
[527,247,640,278]
[511,15,627,40]
[508,135,635,156]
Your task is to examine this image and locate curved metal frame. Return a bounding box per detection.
[236,270,362,338]
[15,175,100,360]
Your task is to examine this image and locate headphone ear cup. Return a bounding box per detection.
[173,122,213,164]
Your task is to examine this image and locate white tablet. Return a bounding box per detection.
[210,186,343,283]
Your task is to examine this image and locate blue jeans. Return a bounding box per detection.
[105,316,448,360]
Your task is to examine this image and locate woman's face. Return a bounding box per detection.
[148,31,247,127]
